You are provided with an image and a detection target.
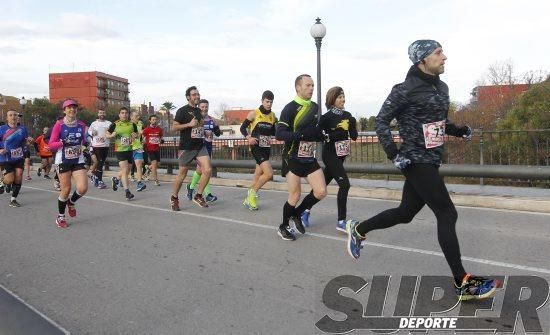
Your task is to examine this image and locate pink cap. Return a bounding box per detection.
[62,99,78,109]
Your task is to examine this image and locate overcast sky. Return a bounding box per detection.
[1,0,548,118]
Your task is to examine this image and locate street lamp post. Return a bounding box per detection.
[310,17,326,159]
[19,96,27,111]
[19,96,28,128]
[310,18,326,114]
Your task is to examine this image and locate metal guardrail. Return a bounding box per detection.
[102,157,550,180]
[29,129,550,181]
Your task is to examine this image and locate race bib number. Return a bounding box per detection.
[121,136,131,146]
[191,127,204,139]
[64,146,81,160]
[96,136,106,144]
[422,120,446,149]
[335,139,350,157]
[10,147,24,159]
[258,135,271,148]
[149,137,160,145]
[297,141,315,158]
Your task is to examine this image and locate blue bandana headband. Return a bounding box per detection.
[408,39,442,64]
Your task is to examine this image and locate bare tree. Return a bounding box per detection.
[486,59,516,86]
[522,70,548,86]
[214,103,229,122]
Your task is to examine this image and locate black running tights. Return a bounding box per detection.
[355,163,466,280]
[322,150,350,221]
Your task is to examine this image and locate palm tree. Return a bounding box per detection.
[159,101,176,132]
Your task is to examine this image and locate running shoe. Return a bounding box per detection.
[154,180,160,186]
[186,183,194,201]
[37,167,42,177]
[112,176,119,191]
[455,274,500,301]
[301,209,311,227]
[170,195,180,211]
[130,175,136,182]
[291,216,306,234]
[193,194,209,208]
[125,189,135,201]
[43,175,52,180]
[336,220,347,233]
[346,220,363,260]
[205,194,218,203]
[9,199,21,207]
[243,190,258,211]
[97,180,107,189]
[25,176,32,181]
[56,216,68,228]
[0,183,4,195]
[248,189,257,209]
[67,201,76,217]
[277,224,296,241]
[136,181,147,192]
[53,181,61,191]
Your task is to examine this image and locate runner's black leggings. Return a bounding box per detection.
[93,147,109,181]
[356,163,466,280]
[322,149,350,221]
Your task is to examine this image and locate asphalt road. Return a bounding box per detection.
[1,177,549,334]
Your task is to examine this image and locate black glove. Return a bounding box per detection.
[328,129,348,141]
[300,127,324,141]
[213,125,221,137]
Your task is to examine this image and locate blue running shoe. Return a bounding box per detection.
[186,184,194,201]
[455,274,500,301]
[346,220,363,259]
[205,194,217,203]
[336,220,346,233]
[137,181,147,192]
[300,209,311,227]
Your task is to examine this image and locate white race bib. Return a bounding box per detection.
[297,141,315,158]
[258,135,271,148]
[149,137,160,145]
[422,120,446,149]
[10,147,24,159]
[120,136,131,146]
[64,146,81,160]
[191,127,204,139]
[335,139,350,157]
[96,136,106,144]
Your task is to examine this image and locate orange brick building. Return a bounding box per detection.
[223,108,252,124]
[49,71,130,112]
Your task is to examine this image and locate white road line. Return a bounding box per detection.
[0,283,71,335]
[23,185,550,275]
[221,185,550,216]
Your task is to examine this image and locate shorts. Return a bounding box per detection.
[178,146,209,166]
[147,151,161,162]
[58,163,87,174]
[287,159,321,178]
[92,147,109,162]
[24,151,31,159]
[251,146,270,165]
[116,151,134,163]
[1,160,25,175]
[133,150,144,161]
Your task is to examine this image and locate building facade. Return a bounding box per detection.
[49,71,130,112]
